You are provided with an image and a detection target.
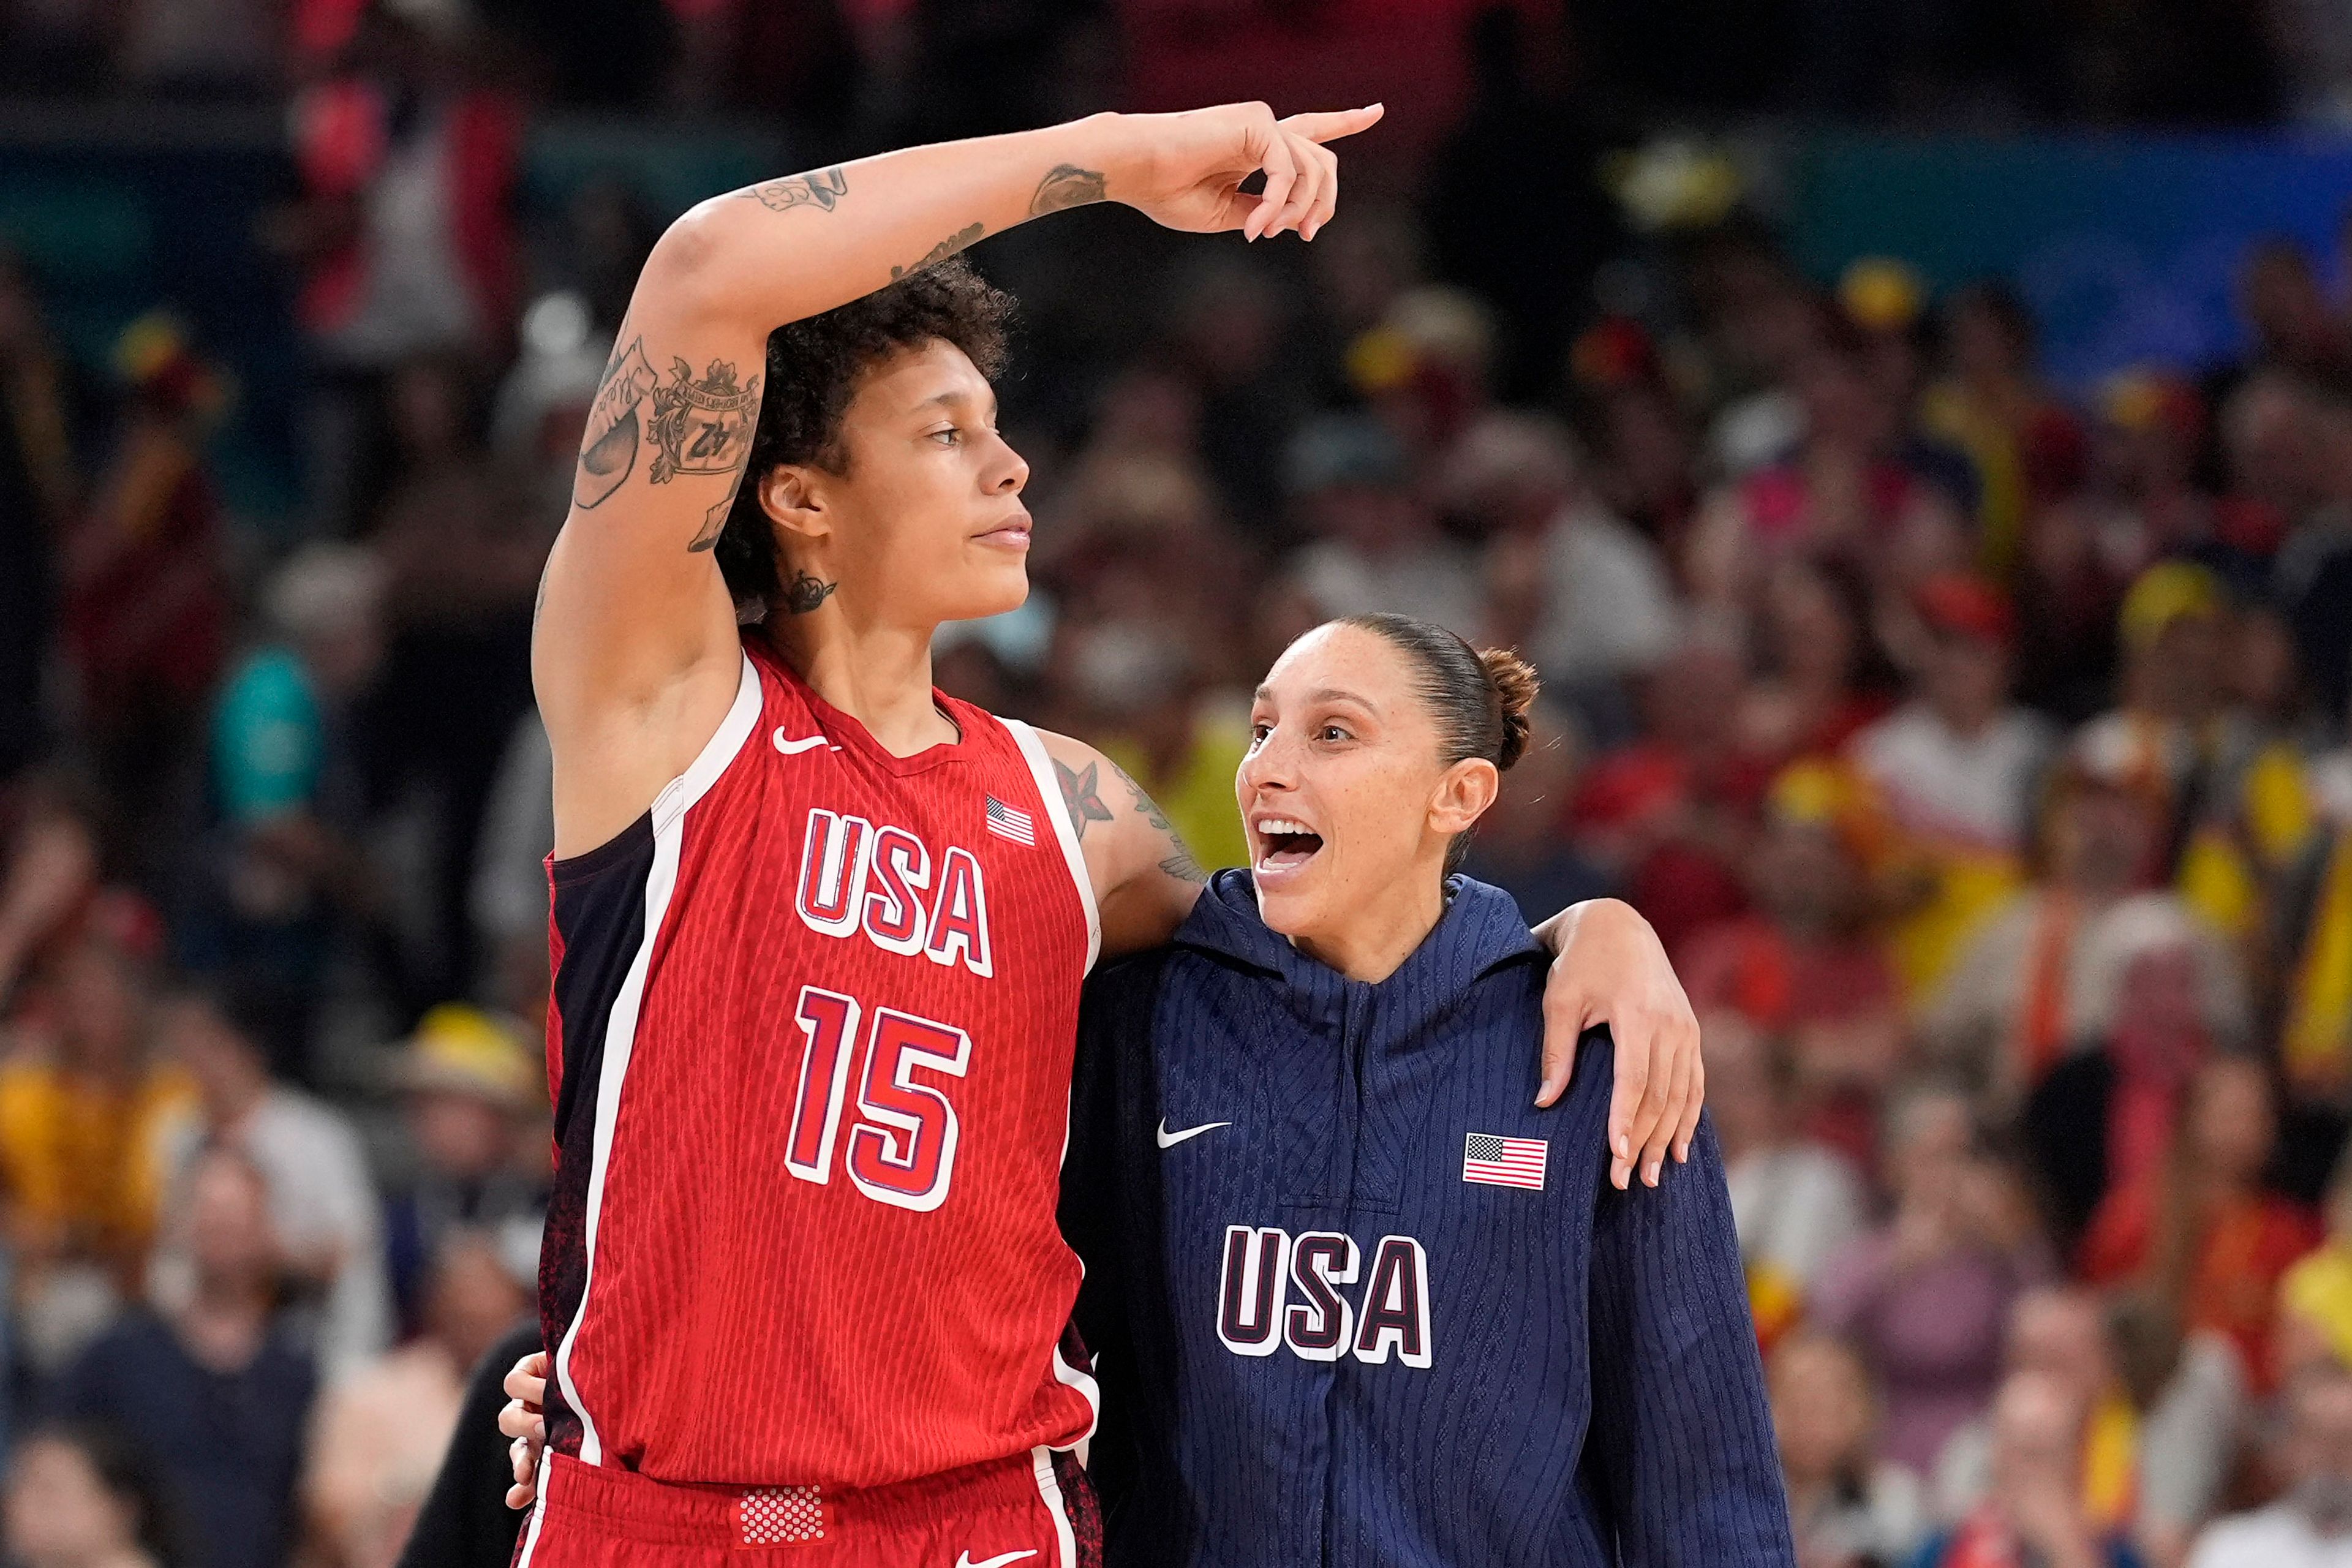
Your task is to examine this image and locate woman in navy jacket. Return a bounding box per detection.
[1063,614,1793,1568]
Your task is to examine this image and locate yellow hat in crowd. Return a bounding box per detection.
[2119,560,2225,654]
[1838,257,1926,334]
[393,1003,538,1112]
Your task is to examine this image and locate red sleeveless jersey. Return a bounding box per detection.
[538,640,1101,1488]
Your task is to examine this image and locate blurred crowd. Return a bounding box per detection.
[8,4,2352,1568]
[3,0,2351,130]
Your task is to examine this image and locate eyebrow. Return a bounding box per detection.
[1252,685,1378,710]
[914,389,998,420]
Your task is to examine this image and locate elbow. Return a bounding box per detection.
[639,201,731,303]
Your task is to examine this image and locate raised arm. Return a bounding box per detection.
[535,104,1383,855]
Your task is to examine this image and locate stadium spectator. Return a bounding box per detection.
[0,935,190,1374]
[1924,760,2226,1106]
[1917,282,2086,580]
[277,6,521,534]
[1457,701,1616,925]
[1732,554,1898,779]
[1686,325,1969,614]
[2022,902,2250,1250]
[4,1421,179,1568]
[303,1231,527,1568]
[50,1145,317,1568]
[1912,1370,2148,1568]
[1769,1333,1929,1568]
[1571,627,1760,956]
[1934,1286,2245,1565]
[1074,624,1254,875]
[1285,412,1482,633]
[150,984,389,1376]
[2080,1057,2323,1392]
[380,1003,543,1335]
[2071,562,2310,949]
[1683,760,1906,1125]
[1708,1011,1869,1345]
[1852,572,2056,1005]
[1435,409,1679,699]
[1812,1084,2048,1475]
[2185,1364,2352,1568]
[186,543,386,1077]
[59,314,232,886]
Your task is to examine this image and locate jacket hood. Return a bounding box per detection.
[1177,868,1545,998]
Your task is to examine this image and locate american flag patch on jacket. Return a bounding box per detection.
[984,795,1036,846]
[1463,1133,1547,1190]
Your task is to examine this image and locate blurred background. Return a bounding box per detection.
[7,1,2352,1566]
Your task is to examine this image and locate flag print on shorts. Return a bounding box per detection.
[1463,1132,1547,1190]
[984,795,1036,847]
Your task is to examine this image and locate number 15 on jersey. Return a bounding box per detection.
[785,984,971,1212]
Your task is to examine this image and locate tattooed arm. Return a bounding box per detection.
[533,103,1382,856]
[1033,731,1210,957]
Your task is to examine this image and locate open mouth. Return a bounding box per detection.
[1253,816,1325,874]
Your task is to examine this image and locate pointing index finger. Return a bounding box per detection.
[1283,104,1386,144]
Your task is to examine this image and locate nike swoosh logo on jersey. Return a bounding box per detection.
[955,1552,1039,1568]
[1155,1118,1232,1149]
[773,728,829,755]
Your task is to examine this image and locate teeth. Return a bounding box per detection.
[1258,818,1312,836]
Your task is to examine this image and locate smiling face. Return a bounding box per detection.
[1239,622,1499,976]
[758,339,1032,628]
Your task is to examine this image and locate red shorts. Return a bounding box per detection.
[515,1449,1101,1568]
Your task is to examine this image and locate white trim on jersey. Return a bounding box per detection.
[1002,720,1101,975]
[513,1440,554,1568]
[1031,1446,1079,1568]
[1052,1339,1101,1464]
[553,651,764,1469]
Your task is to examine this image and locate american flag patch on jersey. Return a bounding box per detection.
[984,795,1036,846]
[1463,1133,1547,1190]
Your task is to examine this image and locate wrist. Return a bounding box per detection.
[1058,111,1150,206]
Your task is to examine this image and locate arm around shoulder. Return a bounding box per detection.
[1033,730,1208,957]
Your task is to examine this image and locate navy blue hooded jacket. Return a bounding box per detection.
[1062,871,1794,1568]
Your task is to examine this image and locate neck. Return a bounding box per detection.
[1292,868,1448,984]
[760,607,956,757]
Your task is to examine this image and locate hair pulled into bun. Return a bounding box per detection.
[1333,612,1543,772]
[1477,646,1540,772]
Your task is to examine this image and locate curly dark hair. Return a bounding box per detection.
[713,257,1015,619]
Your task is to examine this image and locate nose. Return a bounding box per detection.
[1237,725,1297,800]
[987,431,1029,495]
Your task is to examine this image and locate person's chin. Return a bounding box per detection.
[943,560,1030,620]
[1250,867,1325,936]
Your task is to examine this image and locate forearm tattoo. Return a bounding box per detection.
[892,223,985,281]
[742,167,848,214]
[1029,164,1107,216]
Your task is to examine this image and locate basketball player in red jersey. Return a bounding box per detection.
[517,102,1706,1568]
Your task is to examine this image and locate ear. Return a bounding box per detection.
[756,462,832,547]
[1427,757,1500,838]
